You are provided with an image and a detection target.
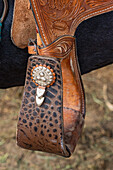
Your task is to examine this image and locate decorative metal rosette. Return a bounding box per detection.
[31,64,56,87]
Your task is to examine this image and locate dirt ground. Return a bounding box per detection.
[0,64,113,170]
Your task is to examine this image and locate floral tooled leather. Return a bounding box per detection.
[30,0,113,45]
[12,0,113,48]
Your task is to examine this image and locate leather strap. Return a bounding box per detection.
[0,0,8,41]
[17,36,85,157]
[0,21,2,41]
[0,0,8,23]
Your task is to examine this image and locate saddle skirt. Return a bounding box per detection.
[16,0,113,157]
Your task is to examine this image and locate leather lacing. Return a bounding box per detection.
[0,0,8,41]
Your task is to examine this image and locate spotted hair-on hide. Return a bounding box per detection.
[17,55,70,157]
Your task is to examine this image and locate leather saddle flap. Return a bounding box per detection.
[11,0,113,49]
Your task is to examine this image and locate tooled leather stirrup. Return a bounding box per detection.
[17,0,113,157]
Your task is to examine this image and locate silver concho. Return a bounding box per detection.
[31,64,56,106]
[32,66,54,86]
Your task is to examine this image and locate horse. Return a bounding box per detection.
[1,0,113,157]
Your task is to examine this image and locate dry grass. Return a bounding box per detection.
[0,65,113,170]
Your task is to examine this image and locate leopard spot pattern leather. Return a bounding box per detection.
[17,56,70,156]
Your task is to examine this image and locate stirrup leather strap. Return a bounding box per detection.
[17,36,85,157]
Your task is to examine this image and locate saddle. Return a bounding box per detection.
[11,0,113,157]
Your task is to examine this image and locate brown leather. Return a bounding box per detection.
[29,0,113,46]
[17,0,113,157]
[11,0,36,48]
[1,0,8,23]
[17,56,70,156]
[17,36,85,157]
[12,0,113,49]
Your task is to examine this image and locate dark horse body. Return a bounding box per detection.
[0,0,113,88]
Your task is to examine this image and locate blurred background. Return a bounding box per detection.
[0,64,113,170]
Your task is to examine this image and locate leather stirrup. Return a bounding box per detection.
[17,0,113,157]
[17,35,85,157]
